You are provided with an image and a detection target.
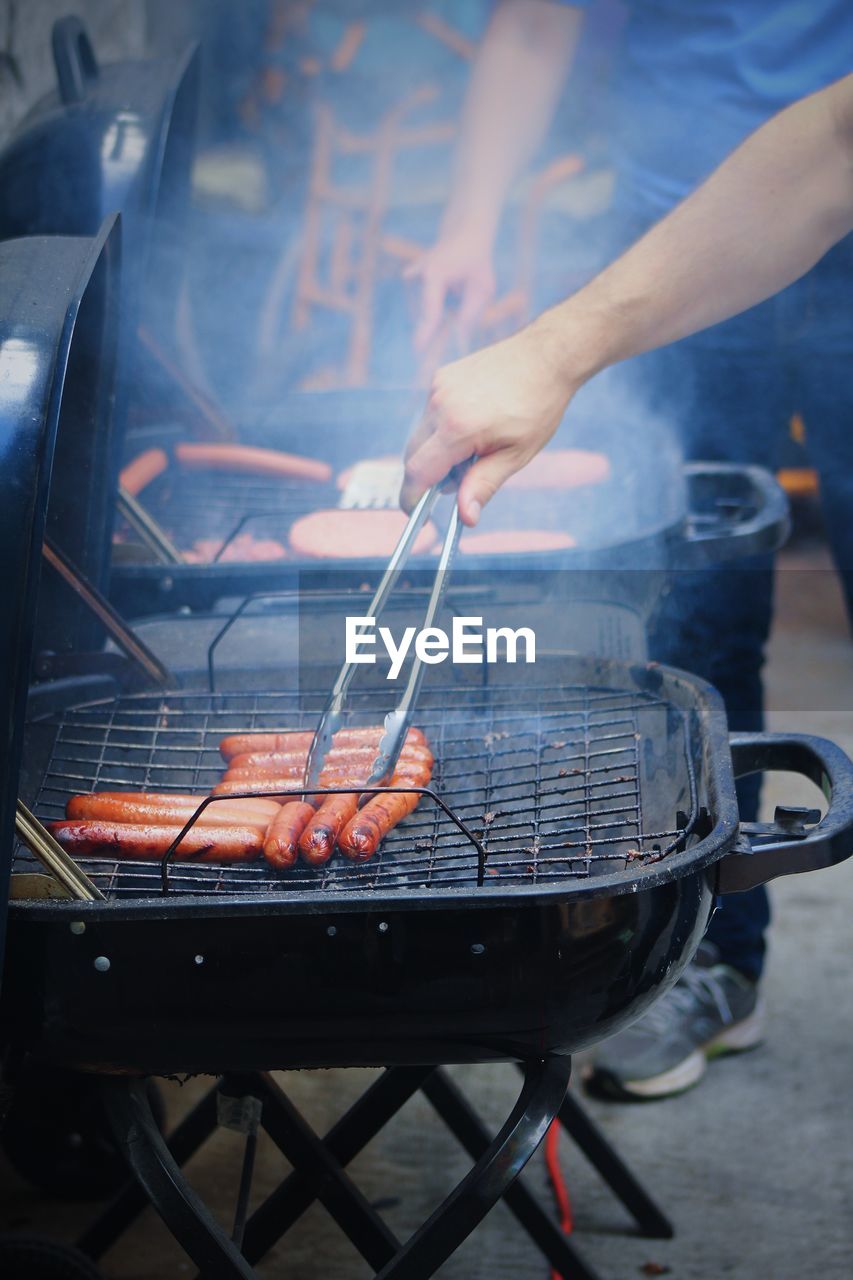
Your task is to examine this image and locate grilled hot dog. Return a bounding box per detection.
[49,820,263,862]
[263,801,318,869]
[219,726,426,762]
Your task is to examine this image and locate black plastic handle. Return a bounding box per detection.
[716,732,853,893]
[672,462,790,568]
[52,17,99,105]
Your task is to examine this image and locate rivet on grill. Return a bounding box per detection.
[69,921,85,935]
[470,943,486,956]
[326,925,337,937]
[94,956,111,973]
[378,921,389,934]
[194,955,205,966]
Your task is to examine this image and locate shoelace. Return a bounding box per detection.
[642,966,735,1035]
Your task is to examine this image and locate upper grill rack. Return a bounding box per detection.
[19,682,698,900]
[118,468,337,558]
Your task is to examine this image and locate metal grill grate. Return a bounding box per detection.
[122,469,338,555]
[18,682,697,900]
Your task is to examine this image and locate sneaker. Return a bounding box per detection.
[583,962,765,1101]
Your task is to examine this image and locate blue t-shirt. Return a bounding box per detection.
[562,0,853,218]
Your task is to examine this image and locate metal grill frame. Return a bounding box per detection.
[16,657,742,915]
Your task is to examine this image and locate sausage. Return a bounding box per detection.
[49,820,263,862]
[119,448,168,496]
[219,726,427,761]
[338,769,431,861]
[288,510,437,560]
[263,801,317,869]
[174,442,332,484]
[298,791,359,866]
[225,742,433,777]
[66,793,280,829]
[459,530,576,555]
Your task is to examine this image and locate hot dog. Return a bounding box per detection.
[298,791,360,866]
[119,448,169,496]
[225,742,433,778]
[219,726,427,762]
[289,509,437,560]
[263,801,318,869]
[338,771,431,861]
[49,820,263,862]
[174,442,332,485]
[66,793,279,829]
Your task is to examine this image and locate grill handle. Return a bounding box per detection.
[717,733,853,893]
[52,17,99,105]
[672,463,790,568]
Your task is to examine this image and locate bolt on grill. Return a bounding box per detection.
[18,682,698,899]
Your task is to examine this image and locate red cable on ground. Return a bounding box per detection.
[544,1118,574,1280]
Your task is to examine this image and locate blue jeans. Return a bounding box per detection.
[630,328,853,981]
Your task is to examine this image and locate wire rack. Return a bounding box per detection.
[19,681,698,900]
[124,468,338,556]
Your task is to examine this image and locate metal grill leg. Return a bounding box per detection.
[245,1073,401,1272]
[241,1065,432,1265]
[424,1066,602,1280]
[101,1079,256,1280]
[79,1080,220,1260]
[557,1090,673,1239]
[374,1056,572,1280]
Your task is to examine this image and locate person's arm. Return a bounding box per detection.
[402,74,853,524]
[409,1,585,350]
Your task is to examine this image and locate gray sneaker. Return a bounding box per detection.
[584,962,765,1101]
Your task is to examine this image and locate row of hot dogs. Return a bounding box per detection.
[47,725,433,871]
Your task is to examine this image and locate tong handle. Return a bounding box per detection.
[304,462,470,790]
[361,497,465,791]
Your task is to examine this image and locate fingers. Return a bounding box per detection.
[457,452,522,527]
[413,272,449,353]
[400,421,472,514]
[455,276,494,352]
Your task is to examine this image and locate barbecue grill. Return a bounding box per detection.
[2,223,852,1279]
[110,397,790,624]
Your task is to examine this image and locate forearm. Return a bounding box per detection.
[442,0,584,242]
[536,75,853,384]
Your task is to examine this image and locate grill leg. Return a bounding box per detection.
[78,1079,220,1260]
[241,1065,433,1266]
[101,1078,256,1280]
[423,1066,602,1280]
[241,1072,401,1272]
[374,1056,572,1280]
[556,1089,674,1240]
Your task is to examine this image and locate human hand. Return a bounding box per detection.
[400,320,578,526]
[406,226,497,354]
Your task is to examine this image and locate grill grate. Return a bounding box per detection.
[121,469,338,555]
[18,682,697,900]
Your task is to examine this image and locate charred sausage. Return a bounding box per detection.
[338,767,432,861]
[49,820,263,862]
[299,792,359,866]
[263,801,318,869]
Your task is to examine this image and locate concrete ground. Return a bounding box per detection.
[2,544,851,1279]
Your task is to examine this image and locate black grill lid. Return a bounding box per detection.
[0,215,120,976]
[0,17,198,323]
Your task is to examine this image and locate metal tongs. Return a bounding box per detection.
[304,465,469,793]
